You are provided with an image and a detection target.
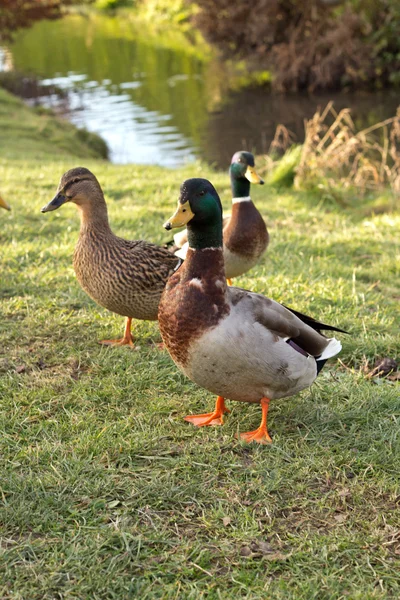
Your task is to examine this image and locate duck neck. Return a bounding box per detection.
[231,175,250,201]
[186,214,225,281]
[187,219,223,252]
[77,196,112,235]
[183,246,226,283]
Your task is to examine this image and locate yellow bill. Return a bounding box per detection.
[164,202,194,230]
[0,194,11,211]
[245,166,264,185]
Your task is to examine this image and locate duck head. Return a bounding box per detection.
[164,178,223,250]
[41,167,103,213]
[230,151,264,198]
[0,193,11,211]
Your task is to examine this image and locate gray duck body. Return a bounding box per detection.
[159,247,341,403]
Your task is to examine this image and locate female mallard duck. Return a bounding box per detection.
[0,193,10,211]
[159,178,346,444]
[41,167,180,347]
[173,151,268,284]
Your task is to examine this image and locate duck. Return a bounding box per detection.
[172,151,268,284]
[41,167,180,347]
[159,178,347,444]
[0,193,10,211]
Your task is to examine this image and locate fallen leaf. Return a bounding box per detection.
[222,516,231,527]
[263,551,289,561]
[250,541,274,554]
[334,513,347,523]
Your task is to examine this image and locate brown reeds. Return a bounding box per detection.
[294,103,400,195]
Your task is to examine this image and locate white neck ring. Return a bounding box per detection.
[232,196,251,204]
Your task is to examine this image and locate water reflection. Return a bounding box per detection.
[8,13,207,167]
[7,12,400,168]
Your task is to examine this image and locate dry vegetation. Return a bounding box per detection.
[263,104,400,200]
[191,0,400,92]
[295,103,400,196]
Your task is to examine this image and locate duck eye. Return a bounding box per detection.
[199,190,205,196]
[182,208,186,212]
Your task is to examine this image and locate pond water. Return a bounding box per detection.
[5,12,400,168]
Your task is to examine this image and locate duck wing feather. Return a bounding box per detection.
[228,287,344,357]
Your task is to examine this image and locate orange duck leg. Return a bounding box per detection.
[240,398,272,444]
[100,317,135,347]
[184,396,230,427]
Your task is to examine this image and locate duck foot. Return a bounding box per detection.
[184,396,230,427]
[226,278,233,286]
[100,317,135,348]
[239,398,272,444]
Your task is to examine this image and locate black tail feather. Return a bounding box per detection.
[316,358,328,374]
[282,304,349,335]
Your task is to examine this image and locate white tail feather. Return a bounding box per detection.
[318,338,342,361]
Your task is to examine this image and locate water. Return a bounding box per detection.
[5,12,400,168]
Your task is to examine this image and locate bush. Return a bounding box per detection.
[0,0,93,41]
[191,0,400,92]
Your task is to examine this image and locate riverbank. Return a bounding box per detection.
[0,87,108,161]
[1,91,400,599]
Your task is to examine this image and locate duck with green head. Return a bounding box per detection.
[173,151,268,284]
[159,178,346,444]
[41,167,180,347]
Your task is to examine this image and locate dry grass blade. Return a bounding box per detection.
[293,104,400,196]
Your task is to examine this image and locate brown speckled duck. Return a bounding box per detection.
[160,178,346,444]
[0,193,10,211]
[173,151,268,284]
[41,167,180,347]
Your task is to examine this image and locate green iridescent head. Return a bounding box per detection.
[164,178,223,249]
[230,151,264,198]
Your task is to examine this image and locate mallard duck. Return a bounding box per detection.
[173,151,268,284]
[41,167,180,347]
[0,193,10,211]
[159,178,346,444]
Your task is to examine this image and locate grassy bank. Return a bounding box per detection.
[0,89,399,599]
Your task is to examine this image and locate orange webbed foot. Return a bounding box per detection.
[184,396,230,427]
[239,398,272,444]
[239,428,272,445]
[100,336,135,348]
[226,278,233,286]
[100,318,135,348]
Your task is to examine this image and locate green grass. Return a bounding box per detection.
[0,88,400,599]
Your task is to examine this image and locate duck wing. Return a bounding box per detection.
[281,305,348,334]
[228,287,344,358]
[117,238,181,278]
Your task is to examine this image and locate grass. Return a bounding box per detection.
[0,87,400,599]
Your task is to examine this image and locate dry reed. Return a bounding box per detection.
[294,102,400,195]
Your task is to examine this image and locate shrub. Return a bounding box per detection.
[0,0,93,41]
[191,0,400,92]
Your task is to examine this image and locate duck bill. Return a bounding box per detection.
[41,192,68,213]
[163,203,194,230]
[245,166,264,185]
[0,194,11,211]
